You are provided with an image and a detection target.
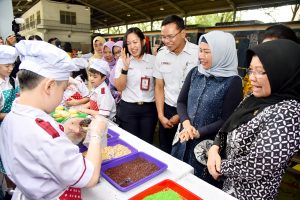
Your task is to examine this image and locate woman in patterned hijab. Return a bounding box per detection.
[207,39,300,199]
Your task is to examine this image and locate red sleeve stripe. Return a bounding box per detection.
[71,157,87,186]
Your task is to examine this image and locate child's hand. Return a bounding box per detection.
[63,118,86,144]
[83,116,108,147]
[64,98,77,106]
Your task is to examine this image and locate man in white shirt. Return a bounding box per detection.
[154,15,199,153]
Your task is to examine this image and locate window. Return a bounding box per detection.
[30,14,35,28]
[36,11,41,25]
[60,11,76,25]
[25,18,29,29]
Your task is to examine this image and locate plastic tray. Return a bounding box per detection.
[107,128,120,142]
[78,138,136,164]
[129,179,202,200]
[101,152,168,192]
[102,138,138,165]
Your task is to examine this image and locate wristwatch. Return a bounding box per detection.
[121,68,128,75]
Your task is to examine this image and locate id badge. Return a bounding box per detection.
[140,77,150,91]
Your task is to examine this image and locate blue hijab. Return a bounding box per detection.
[197,31,238,77]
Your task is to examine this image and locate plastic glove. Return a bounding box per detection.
[63,118,86,144]
[83,115,108,148]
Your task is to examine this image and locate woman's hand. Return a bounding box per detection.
[121,48,130,70]
[207,145,222,180]
[179,120,198,142]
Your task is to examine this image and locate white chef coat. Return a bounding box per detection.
[89,81,116,119]
[0,101,94,200]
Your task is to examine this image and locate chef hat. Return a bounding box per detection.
[90,59,110,76]
[15,40,79,81]
[70,58,88,69]
[0,45,18,64]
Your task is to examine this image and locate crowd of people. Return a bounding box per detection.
[0,14,299,200]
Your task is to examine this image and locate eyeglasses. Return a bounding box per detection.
[160,30,182,41]
[247,69,267,77]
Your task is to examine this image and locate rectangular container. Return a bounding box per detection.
[129,179,202,200]
[102,138,138,165]
[107,128,120,142]
[101,152,168,192]
[78,138,137,164]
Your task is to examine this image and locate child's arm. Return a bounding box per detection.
[78,108,100,116]
[0,113,7,120]
[64,97,89,106]
[84,116,108,187]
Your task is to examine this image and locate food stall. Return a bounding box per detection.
[81,123,237,200]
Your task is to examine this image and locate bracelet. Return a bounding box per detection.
[121,68,128,75]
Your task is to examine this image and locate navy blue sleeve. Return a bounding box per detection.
[176,68,195,123]
[198,76,243,138]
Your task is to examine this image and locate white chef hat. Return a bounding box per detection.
[90,59,110,76]
[15,40,79,81]
[0,45,18,64]
[70,58,88,69]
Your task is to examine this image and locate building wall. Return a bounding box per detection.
[20,0,92,53]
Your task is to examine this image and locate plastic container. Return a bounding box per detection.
[101,152,168,192]
[107,128,120,142]
[129,179,202,200]
[102,138,138,165]
[79,138,137,165]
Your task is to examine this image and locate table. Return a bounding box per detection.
[82,124,237,200]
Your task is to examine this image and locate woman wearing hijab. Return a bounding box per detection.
[89,36,106,65]
[207,39,300,199]
[172,31,243,187]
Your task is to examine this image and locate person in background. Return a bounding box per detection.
[262,24,298,43]
[89,36,106,65]
[0,45,19,198]
[0,40,108,199]
[64,42,73,58]
[115,27,157,144]
[154,15,198,153]
[48,37,61,48]
[63,58,90,107]
[79,60,116,120]
[28,35,42,41]
[207,39,300,199]
[173,31,243,188]
[112,40,123,61]
[0,37,4,45]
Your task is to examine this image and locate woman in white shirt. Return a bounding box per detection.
[115,27,157,144]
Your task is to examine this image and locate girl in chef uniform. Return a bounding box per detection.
[0,40,107,200]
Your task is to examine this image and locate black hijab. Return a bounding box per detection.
[220,39,300,133]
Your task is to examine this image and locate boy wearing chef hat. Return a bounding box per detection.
[0,40,107,199]
[0,45,19,197]
[63,58,90,107]
[78,60,116,120]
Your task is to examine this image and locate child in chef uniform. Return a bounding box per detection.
[78,60,116,120]
[0,45,19,197]
[0,40,107,200]
[63,58,89,107]
[0,45,19,124]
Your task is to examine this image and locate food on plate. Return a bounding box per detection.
[143,189,183,200]
[104,157,160,187]
[102,144,131,160]
[81,144,131,161]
